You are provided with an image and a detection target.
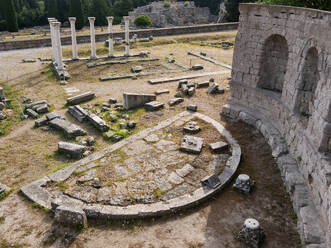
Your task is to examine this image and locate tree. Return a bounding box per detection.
[4,0,19,32]
[134,15,151,27]
[259,0,330,11]
[70,0,85,29]
[113,0,133,17]
[89,0,110,26]
[46,0,59,18]
[225,0,255,22]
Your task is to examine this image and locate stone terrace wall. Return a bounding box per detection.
[222,3,330,247]
[0,23,238,51]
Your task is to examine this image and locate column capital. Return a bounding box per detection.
[52,22,61,29]
[48,18,57,24]
[88,17,96,23]
[124,16,130,22]
[69,17,76,23]
[107,16,114,23]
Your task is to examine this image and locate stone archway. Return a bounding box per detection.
[257,34,289,94]
[295,47,320,125]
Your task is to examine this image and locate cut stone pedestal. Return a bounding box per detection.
[54,205,87,228]
[183,121,200,134]
[233,174,253,194]
[238,218,265,248]
[169,98,184,106]
[180,135,203,154]
[209,141,229,153]
[123,93,156,110]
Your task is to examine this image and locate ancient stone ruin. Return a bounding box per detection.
[128,1,217,28]
[222,3,330,247]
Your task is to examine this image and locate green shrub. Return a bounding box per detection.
[163,2,171,8]
[0,20,7,31]
[134,15,152,28]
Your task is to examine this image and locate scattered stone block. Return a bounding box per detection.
[119,122,127,129]
[104,130,114,139]
[123,93,156,110]
[25,100,47,110]
[0,183,9,195]
[174,91,183,98]
[197,81,210,88]
[58,141,85,159]
[216,88,225,94]
[238,218,265,248]
[0,111,6,120]
[68,105,88,123]
[67,92,95,105]
[155,89,170,95]
[127,121,136,129]
[49,118,86,138]
[35,104,49,114]
[54,205,87,228]
[169,98,184,106]
[207,83,219,94]
[181,84,188,95]
[183,121,200,134]
[111,134,123,142]
[145,101,164,111]
[22,59,36,63]
[187,104,197,112]
[114,103,124,110]
[143,133,159,143]
[209,141,229,153]
[176,164,194,177]
[233,174,254,194]
[0,102,5,111]
[87,136,95,146]
[108,113,118,122]
[168,172,184,185]
[188,87,195,96]
[178,79,188,88]
[131,66,143,73]
[109,98,117,104]
[192,64,203,70]
[0,87,5,101]
[201,174,221,189]
[46,112,64,121]
[26,109,39,119]
[35,117,48,127]
[180,135,204,154]
[87,114,109,132]
[187,82,195,88]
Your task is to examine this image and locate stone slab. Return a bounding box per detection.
[123,93,156,110]
[58,142,85,159]
[180,135,204,154]
[49,118,86,138]
[67,92,95,105]
[144,101,164,111]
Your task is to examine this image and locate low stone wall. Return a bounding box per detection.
[222,3,330,247]
[0,23,238,51]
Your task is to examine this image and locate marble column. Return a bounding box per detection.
[124,16,130,57]
[88,17,97,59]
[106,16,114,57]
[48,18,57,62]
[52,22,64,70]
[69,17,78,60]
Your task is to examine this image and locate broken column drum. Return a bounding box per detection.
[233,174,253,194]
[106,16,114,57]
[238,218,265,248]
[88,17,97,59]
[69,17,78,60]
[124,16,130,56]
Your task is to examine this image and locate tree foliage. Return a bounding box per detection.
[259,0,330,11]
[89,0,111,26]
[134,15,151,27]
[70,0,85,29]
[4,0,19,32]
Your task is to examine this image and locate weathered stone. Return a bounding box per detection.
[197,81,210,88]
[58,141,85,159]
[102,106,110,112]
[238,218,265,248]
[111,134,123,142]
[109,98,117,104]
[178,79,188,88]
[188,87,195,96]
[68,105,88,123]
[104,130,114,139]
[54,205,87,228]
[49,118,86,138]
[0,87,5,101]
[192,64,203,70]
[143,133,159,143]
[87,114,109,132]
[35,117,48,127]
[131,66,143,73]
[0,102,5,111]
[144,101,164,111]
[25,100,47,110]
[169,98,184,106]
[187,82,195,88]
[46,112,64,121]
[0,111,7,120]
[207,83,219,94]
[176,164,194,177]
[127,121,136,129]
[87,136,95,146]
[35,104,49,114]
[168,172,184,185]
[181,84,189,95]
[209,141,229,153]
[67,92,95,105]
[123,93,156,110]
[180,135,204,154]
[187,104,197,112]
[26,109,39,119]
[174,91,183,98]
[0,183,8,195]
[233,174,254,194]
[119,122,127,129]
[108,113,118,122]
[183,121,200,134]
[201,174,221,189]
[155,89,170,95]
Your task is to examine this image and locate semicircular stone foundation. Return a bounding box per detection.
[21,111,241,221]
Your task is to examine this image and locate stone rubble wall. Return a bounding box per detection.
[0,23,238,51]
[128,1,217,28]
[221,3,330,247]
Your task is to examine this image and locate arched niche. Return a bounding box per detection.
[295,47,320,126]
[257,34,289,95]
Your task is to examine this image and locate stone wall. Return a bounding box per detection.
[0,23,238,51]
[129,1,217,28]
[221,3,330,247]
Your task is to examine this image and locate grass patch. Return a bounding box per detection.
[55,182,68,191]
[32,202,50,212]
[0,189,13,201]
[48,163,71,174]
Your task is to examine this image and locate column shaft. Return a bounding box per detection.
[88,17,97,59]
[69,17,78,60]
